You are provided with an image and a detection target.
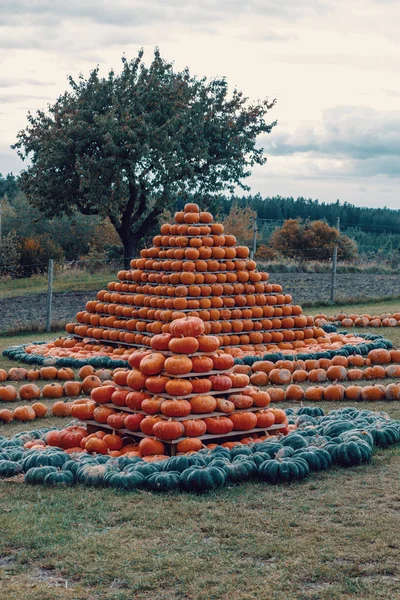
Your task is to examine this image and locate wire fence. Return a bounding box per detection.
[1,255,400,336]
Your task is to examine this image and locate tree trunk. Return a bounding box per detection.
[117,226,140,269]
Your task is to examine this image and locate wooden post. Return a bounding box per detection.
[330,217,340,303]
[46,259,54,332]
[250,218,258,260]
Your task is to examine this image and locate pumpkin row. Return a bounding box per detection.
[73,317,317,335]
[318,312,400,328]
[93,291,284,308]
[131,242,250,258]
[246,348,400,373]
[114,271,271,287]
[126,263,261,278]
[115,276,275,289]
[139,237,242,253]
[0,403,48,424]
[68,326,324,347]
[268,381,400,403]
[82,304,304,321]
[250,363,400,387]
[89,387,270,412]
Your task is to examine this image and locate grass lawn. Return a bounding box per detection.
[0,314,400,599]
[0,269,118,300]
[309,298,400,317]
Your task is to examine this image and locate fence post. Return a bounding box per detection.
[250,219,258,260]
[330,217,340,303]
[46,259,54,333]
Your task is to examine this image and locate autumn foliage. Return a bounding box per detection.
[269,219,358,261]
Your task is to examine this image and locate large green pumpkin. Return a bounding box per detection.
[322,420,357,439]
[114,456,142,470]
[366,424,400,448]
[25,466,58,484]
[104,470,145,490]
[326,440,372,467]
[44,470,75,486]
[293,447,332,472]
[146,471,181,492]
[222,460,257,483]
[76,464,116,487]
[180,466,226,493]
[230,445,253,459]
[130,462,163,477]
[281,434,309,450]
[340,430,375,448]
[164,455,191,473]
[0,460,23,478]
[258,456,310,484]
[249,452,272,467]
[298,407,324,418]
[21,450,69,472]
[254,442,284,457]
[208,458,231,470]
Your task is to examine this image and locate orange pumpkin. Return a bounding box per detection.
[165,379,193,396]
[183,419,207,437]
[19,383,41,401]
[140,353,166,375]
[153,420,185,440]
[42,383,64,398]
[139,437,165,456]
[268,388,285,403]
[71,400,96,420]
[190,395,217,413]
[229,412,257,431]
[176,438,203,453]
[164,356,193,375]
[285,384,304,402]
[52,401,73,417]
[268,408,287,424]
[63,381,83,397]
[13,405,36,421]
[255,410,275,428]
[368,349,391,365]
[39,366,58,380]
[7,367,28,381]
[93,405,115,423]
[0,409,13,423]
[168,337,199,354]
[31,402,47,418]
[81,375,103,394]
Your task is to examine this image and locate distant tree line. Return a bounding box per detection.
[1,173,399,274]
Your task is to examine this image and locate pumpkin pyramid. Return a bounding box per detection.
[68,203,327,356]
[78,316,288,455]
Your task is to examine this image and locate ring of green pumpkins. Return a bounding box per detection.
[0,406,399,493]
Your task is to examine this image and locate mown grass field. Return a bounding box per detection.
[0,268,118,300]
[0,311,400,600]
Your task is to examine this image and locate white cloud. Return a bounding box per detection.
[0,0,400,209]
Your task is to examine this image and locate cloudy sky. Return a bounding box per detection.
[1,0,399,208]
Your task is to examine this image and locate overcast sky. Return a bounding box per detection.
[1,0,399,209]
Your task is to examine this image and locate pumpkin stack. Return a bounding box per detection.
[77,316,288,455]
[67,203,331,357]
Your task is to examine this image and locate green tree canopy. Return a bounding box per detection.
[0,173,19,201]
[13,48,276,264]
